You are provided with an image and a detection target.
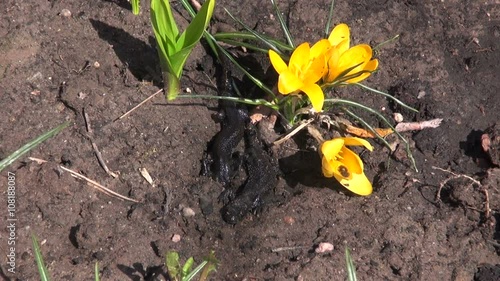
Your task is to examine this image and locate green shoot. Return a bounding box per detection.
[131,0,140,15]
[0,121,70,172]
[95,262,100,281]
[150,0,215,100]
[165,251,218,281]
[32,234,51,281]
[345,247,357,281]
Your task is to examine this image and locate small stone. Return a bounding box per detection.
[182,207,195,217]
[171,234,181,243]
[60,9,72,17]
[393,113,404,123]
[283,216,295,225]
[93,61,100,68]
[417,90,426,99]
[315,242,334,253]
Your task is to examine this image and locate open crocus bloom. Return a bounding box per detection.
[269,40,330,112]
[321,137,374,196]
[323,24,379,84]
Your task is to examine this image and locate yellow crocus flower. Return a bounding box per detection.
[321,137,373,196]
[269,40,330,112]
[323,24,379,84]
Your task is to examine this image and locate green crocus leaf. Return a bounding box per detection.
[150,0,215,100]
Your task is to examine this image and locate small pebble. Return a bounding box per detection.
[283,216,295,225]
[171,234,181,243]
[182,207,195,217]
[315,242,334,253]
[60,9,71,17]
[417,90,426,99]
[393,113,404,123]
[93,61,100,68]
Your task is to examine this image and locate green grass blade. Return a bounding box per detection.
[224,8,283,56]
[345,247,357,281]
[373,34,400,52]
[0,121,70,172]
[213,32,293,51]
[354,82,418,113]
[271,0,294,48]
[32,234,51,281]
[324,0,335,38]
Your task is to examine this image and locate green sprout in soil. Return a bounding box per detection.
[166,250,218,281]
[150,0,215,100]
[345,246,358,281]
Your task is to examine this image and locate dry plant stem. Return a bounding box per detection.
[395,118,443,132]
[116,89,163,120]
[83,108,119,178]
[432,166,491,222]
[271,246,307,253]
[273,118,315,146]
[60,165,139,203]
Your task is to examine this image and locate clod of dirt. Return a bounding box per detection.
[474,264,500,281]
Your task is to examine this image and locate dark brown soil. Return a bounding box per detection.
[1,0,500,280]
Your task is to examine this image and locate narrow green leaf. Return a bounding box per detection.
[0,121,70,172]
[224,8,283,56]
[345,247,358,281]
[32,234,51,281]
[324,0,335,38]
[271,0,295,48]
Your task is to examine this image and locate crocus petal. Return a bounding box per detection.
[289,42,310,73]
[322,157,336,178]
[328,23,350,47]
[332,146,372,195]
[278,69,303,94]
[302,56,327,85]
[342,137,373,151]
[329,44,372,83]
[300,83,324,112]
[321,139,345,161]
[336,170,373,196]
[310,39,331,59]
[269,50,288,74]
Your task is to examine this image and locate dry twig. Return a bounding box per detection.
[83,108,119,178]
[60,165,139,203]
[116,89,163,121]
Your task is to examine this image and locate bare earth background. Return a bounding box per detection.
[1,0,500,280]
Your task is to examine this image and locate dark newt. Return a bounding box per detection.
[211,70,249,186]
[221,125,278,224]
